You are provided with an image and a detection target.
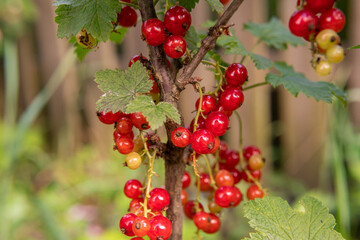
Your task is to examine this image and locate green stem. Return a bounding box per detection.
[240,40,261,66]
[119,1,139,8]
[242,82,269,91]
[193,83,204,132]
[204,155,217,189]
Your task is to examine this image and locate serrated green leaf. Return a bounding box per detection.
[125,95,181,130]
[109,27,128,44]
[265,62,347,104]
[242,196,345,240]
[95,61,152,112]
[244,17,304,50]
[205,0,223,14]
[185,26,201,51]
[178,0,199,11]
[217,34,273,70]
[347,44,360,50]
[55,0,121,42]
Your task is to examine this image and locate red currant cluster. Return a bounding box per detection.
[142,6,191,59]
[288,0,346,76]
[119,179,172,240]
[117,0,138,28]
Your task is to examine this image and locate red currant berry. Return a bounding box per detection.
[304,0,334,14]
[248,154,264,171]
[215,169,234,187]
[243,145,261,161]
[116,136,134,154]
[118,6,137,27]
[147,216,172,240]
[208,136,220,154]
[288,10,318,38]
[205,111,229,137]
[114,130,134,141]
[240,168,262,183]
[129,198,144,213]
[184,200,204,219]
[214,103,233,117]
[181,189,188,205]
[195,95,217,115]
[196,173,213,191]
[229,168,241,184]
[182,171,191,189]
[129,55,148,67]
[220,86,244,111]
[130,112,150,130]
[225,63,248,87]
[203,213,221,234]
[142,18,166,46]
[130,238,144,240]
[224,150,240,169]
[319,8,345,33]
[171,127,191,148]
[125,152,142,170]
[219,141,229,159]
[208,201,222,214]
[164,5,191,36]
[132,216,150,237]
[220,0,230,5]
[163,35,187,59]
[116,117,133,134]
[119,213,137,236]
[214,186,242,208]
[247,184,264,200]
[124,179,143,199]
[148,188,170,211]
[193,211,209,230]
[149,78,159,94]
[190,115,206,132]
[97,111,121,124]
[190,129,215,154]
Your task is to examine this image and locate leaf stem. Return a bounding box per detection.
[240,39,261,66]
[242,82,269,91]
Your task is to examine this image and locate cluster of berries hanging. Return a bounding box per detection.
[142,5,191,59]
[288,0,346,76]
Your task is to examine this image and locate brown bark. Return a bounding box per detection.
[137,1,245,239]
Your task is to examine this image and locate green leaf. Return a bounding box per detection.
[178,0,199,11]
[185,26,201,51]
[242,196,345,240]
[55,0,121,42]
[217,34,273,70]
[266,62,347,104]
[125,95,181,130]
[95,61,152,112]
[68,36,92,61]
[347,44,360,50]
[244,17,304,50]
[109,27,128,44]
[205,0,224,14]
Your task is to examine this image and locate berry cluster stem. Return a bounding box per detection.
[203,155,217,189]
[242,82,269,91]
[193,83,204,132]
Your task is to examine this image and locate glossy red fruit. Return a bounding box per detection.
[288,10,318,38]
[224,150,240,169]
[203,213,221,234]
[171,127,191,148]
[142,18,166,46]
[114,130,134,141]
[182,171,191,189]
[164,5,191,36]
[214,186,242,208]
[181,189,188,205]
[119,213,136,236]
[116,117,133,134]
[220,87,244,111]
[129,198,144,213]
[214,103,233,117]
[149,78,159,94]
[248,154,264,171]
[208,136,220,154]
[196,173,213,191]
[129,55,148,67]
[132,216,150,237]
[163,35,187,59]
[225,63,248,87]
[219,141,229,159]
[190,115,206,132]
[240,168,262,183]
[220,0,230,5]
[205,111,229,137]
[116,136,134,154]
[195,95,217,115]
[148,188,170,211]
[304,0,334,14]
[97,111,121,124]
[319,8,345,33]
[229,168,241,184]
[247,184,264,200]
[130,112,150,130]
[190,129,215,154]
[215,169,234,187]
[124,179,143,199]
[184,200,204,219]
[193,211,209,230]
[243,145,261,161]
[148,216,172,240]
[118,6,137,27]
[130,237,144,240]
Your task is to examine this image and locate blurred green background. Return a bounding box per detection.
[1,0,360,239]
